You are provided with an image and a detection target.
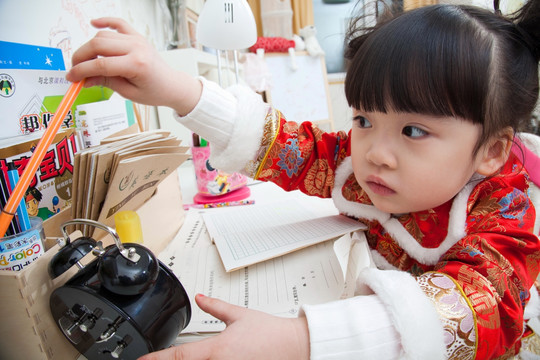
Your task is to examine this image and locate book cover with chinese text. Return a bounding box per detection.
[0,129,81,221]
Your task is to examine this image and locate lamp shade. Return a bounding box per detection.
[196,0,258,50]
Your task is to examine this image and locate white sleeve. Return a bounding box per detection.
[302,295,402,359]
[175,77,270,172]
[302,268,447,360]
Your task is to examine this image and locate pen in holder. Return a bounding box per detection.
[191,140,250,204]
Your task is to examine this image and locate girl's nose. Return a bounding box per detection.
[365,140,398,169]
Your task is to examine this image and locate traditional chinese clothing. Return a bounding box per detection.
[177,78,540,359]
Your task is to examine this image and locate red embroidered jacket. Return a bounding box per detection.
[248,109,540,359]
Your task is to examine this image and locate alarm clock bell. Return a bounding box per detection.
[48,219,191,359]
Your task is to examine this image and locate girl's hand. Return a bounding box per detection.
[67,17,201,116]
[138,294,310,360]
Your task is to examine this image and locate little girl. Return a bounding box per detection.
[67,0,540,358]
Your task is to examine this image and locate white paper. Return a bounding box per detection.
[160,209,213,255]
[76,97,133,147]
[337,231,375,298]
[160,239,347,333]
[202,199,366,272]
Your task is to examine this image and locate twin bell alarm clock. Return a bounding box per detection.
[48,217,191,359]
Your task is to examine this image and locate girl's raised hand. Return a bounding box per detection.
[138,294,310,360]
[67,17,201,116]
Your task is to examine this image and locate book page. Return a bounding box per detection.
[202,199,366,272]
[159,209,213,252]
[161,239,346,333]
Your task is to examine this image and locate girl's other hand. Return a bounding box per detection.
[138,294,310,360]
[67,17,201,116]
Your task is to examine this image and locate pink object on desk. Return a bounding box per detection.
[191,145,250,204]
[184,199,255,209]
[194,186,251,204]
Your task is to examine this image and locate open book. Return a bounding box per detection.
[202,199,366,272]
[159,208,374,335]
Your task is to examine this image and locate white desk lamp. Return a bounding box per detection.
[196,0,258,85]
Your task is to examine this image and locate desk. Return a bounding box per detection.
[168,159,358,341]
[73,160,338,359]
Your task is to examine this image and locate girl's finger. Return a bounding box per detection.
[70,35,141,66]
[195,294,247,325]
[90,17,141,35]
[138,338,214,360]
[68,54,139,83]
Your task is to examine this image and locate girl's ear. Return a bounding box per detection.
[476,127,514,176]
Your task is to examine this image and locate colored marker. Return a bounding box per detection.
[0,170,19,236]
[7,163,31,232]
[192,133,200,147]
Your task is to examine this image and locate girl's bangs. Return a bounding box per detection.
[345,5,490,123]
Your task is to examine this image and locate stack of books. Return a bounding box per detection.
[71,131,190,237]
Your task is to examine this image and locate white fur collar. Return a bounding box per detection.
[332,157,482,266]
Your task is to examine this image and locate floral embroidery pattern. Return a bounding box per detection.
[418,272,476,360]
[277,138,304,177]
[457,266,501,330]
[459,245,484,258]
[499,189,529,227]
[342,174,371,204]
[303,159,334,197]
[520,331,540,356]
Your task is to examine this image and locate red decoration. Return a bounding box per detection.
[249,37,296,53]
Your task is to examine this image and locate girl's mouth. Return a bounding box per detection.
[366,176,395,196]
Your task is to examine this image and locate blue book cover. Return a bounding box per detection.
[0,41,65,70]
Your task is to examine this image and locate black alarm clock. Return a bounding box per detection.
[48,219,191,359]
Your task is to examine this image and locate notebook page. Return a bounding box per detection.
[202,199,365,272]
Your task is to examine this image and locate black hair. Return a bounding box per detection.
[26,187,43,202]
[344,0,540,153]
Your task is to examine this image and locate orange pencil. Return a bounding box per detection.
[0,80,85,238]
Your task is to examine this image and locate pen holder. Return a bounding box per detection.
[0,217,45,271]
[191,146,249,200]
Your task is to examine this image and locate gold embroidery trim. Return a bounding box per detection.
[247,108,281,179]
[419,271,478,360]
[518,331,540,357]
[442,271,479,356]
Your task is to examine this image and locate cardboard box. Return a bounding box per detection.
[0,171,185,359]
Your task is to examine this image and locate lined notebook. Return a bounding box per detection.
[202,199,365,272]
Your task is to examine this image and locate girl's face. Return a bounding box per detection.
[350,109,486,214]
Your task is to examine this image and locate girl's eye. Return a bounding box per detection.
[402,125,428,138]
[354,116,372,128]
